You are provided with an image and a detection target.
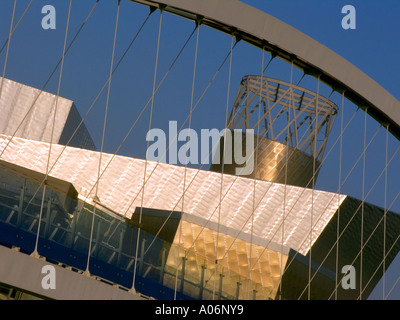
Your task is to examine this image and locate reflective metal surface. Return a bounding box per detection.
[0,77,95,150]
[0,134,346,256]
[164,220,288,300]
[211,135,319,188]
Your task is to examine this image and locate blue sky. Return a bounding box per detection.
[1,0,400,299]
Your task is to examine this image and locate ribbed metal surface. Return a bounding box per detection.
[253,138,319,188]
[0,77,95,150]
[0,135,345,256]
[164,219,288,300]
[210,134,319,188]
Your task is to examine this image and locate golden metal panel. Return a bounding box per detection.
[211,136,320,188]
[163,220,288,300]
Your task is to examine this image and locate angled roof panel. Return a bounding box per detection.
[0,135,345,255]
[0,77,96,150]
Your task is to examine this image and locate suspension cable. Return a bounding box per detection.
[32,0,73,258]
[249,46,265,300]
[85,0,120,275]
[360,107,368,298]
[212,33,235,300]
[383,124,389,299]
[0,0,33,57]
[173,21,200,300]
[133,7,162,293]
[307,74,320,300]
[280,59,293,299]
[334,90,345,299]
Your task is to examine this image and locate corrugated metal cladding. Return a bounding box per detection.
[0,134,345,257]
[0,77,96,151]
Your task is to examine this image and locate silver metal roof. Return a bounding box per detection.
[0,134,345,256]
[0,77,73,144]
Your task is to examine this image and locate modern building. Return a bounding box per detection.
[1,0,400,301]
[1,71,399,300]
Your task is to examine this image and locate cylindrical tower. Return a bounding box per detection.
[211,76,338,188]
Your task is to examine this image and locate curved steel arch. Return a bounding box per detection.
[130,0,400,139]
